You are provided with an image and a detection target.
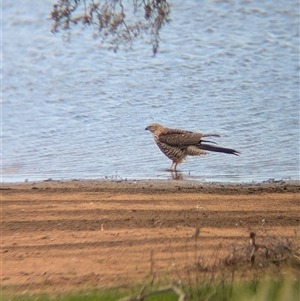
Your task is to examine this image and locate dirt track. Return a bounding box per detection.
[2,180,299,295]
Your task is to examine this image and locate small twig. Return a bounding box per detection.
[150,249,154,276]
[272,256,288,263]
[292,254,300,261]
[137,286,145,299]
[249,232,269,265]
[117,284,186,301]
[191,227,200,239]
[202,289,217,301]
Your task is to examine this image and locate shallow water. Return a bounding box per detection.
[2,0,299,183]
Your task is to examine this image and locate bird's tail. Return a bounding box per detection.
[199,143,240,156]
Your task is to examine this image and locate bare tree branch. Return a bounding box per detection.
[49,0,171,54]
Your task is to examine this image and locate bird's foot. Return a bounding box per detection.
[171,171,183,180]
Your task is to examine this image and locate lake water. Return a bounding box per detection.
[2,0,299,183]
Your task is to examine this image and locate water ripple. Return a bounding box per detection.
[2,0,299,182]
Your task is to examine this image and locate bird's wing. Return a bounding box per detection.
[158,128,205,146]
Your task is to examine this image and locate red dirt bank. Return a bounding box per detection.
[2,179,299,294]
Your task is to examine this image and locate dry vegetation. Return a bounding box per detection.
[117,229,299,301]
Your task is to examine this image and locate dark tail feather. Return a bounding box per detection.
[201,139,218,145]
[199,143,240,156]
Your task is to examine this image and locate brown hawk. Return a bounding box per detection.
[145,123,239,171]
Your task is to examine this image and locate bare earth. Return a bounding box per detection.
[1,179,299,295]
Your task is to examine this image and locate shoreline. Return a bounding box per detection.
[1,178,299,194]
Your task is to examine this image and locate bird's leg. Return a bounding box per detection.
[174,162,178,171]
[169,162,174,171]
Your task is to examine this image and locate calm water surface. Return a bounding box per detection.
[2,0,299,182]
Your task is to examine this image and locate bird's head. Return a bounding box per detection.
[145,123,162,133]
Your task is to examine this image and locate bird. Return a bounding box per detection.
[145,123,240,171]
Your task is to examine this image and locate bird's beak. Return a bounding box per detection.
[145,126,149,131]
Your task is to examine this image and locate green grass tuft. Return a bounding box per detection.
[3,277,299,301]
